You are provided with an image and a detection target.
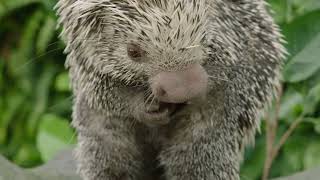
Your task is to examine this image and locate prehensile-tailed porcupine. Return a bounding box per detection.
[56,0,286,179]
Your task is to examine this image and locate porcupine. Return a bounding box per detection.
[56,0,286,179]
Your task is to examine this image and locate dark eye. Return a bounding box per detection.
[127,43,145,61]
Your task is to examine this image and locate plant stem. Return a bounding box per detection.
[262,85,305,180]
[262,86,282,180]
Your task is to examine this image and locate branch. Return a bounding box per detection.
[262,85,282,180]
[271,116,303,161]
[262,84,304,180]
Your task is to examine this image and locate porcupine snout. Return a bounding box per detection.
[150,64,208,104]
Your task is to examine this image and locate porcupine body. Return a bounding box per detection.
[56,0,286,179]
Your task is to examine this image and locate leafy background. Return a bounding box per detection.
[0,0,319,179]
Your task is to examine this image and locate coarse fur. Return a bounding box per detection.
[56,0,286,179]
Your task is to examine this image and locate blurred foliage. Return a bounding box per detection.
[0,0,72,167]
[241,0,320,179]
[0,0,319,179]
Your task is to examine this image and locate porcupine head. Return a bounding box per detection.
[56,0,211,127]
[56,0,285,129]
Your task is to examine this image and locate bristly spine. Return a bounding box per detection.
[56,0,209,72]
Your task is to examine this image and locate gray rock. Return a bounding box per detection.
[0,149,319,180]
[272,168,320,180]
[0,155,37,180]
[0,149,80,180]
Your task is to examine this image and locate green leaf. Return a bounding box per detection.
[315,123,320,134]
[302,83,320,114]
[282,10,320,82]
[303,118,320,134]
[283,32,320,82]
[26,64,57,139]
[304,141,320,169]
[36,15,57,55]
[281,10,320,59]
[37,114,76,162]
[0,0,41,20]
[292,0,320,15]
[0,57,4,89]
[12,144,42,167]
[240,136,266,180]
[48,95,72,115]
[268,0,320,24]
[281,136,306,173]
[8,9,44,92]
[279,88,304,121]
[0,92,25,144]
[268,0,288,23]
[40,0,58,11]
[55,72,71,92]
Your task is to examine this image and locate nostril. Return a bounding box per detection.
[150,63,208,103]
[156,86,167,97]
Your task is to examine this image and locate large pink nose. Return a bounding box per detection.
[150,64,208,103]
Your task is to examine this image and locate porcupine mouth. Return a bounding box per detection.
[144,100,188,122]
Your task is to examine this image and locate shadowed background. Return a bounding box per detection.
[0,0,319,179]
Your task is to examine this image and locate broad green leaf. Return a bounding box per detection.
[271,153,298,178]
[283,33,320,82]
[292,0,320,15]
[282,10,320,82]
[279,88,303,121]
[302,83,320,114]
[37,114,76,162]
[0,92,25,144]
[268,0,288,23]
[14,9,44,64]
[55,72,71,92]
[36,15,57,55]
[0,0,41,20]
[0,57,3,89]
[315,123,320,134]
[8,113,32,165]
[303,118,320,134]
[281,10,320,60]
[12,144,42,167]
[240,136,266,180]
[8,10,44,93]
[268,0,320,24]
[281,136,306,173]
[304,141,320,169]
[26,64,56,139]
[49,95,72,115]
[40,0,58,11]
